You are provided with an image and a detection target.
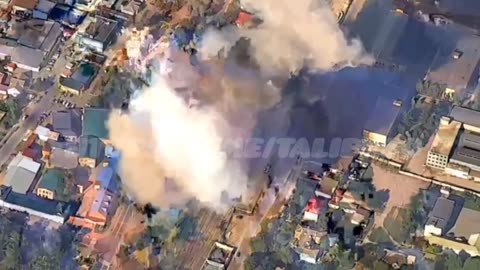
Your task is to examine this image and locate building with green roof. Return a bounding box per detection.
[36,169,66,201]
[82,107,110,143]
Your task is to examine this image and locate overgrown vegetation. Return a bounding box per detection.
[0,99,21,130]
[368,227,392,245]
[396,96,450,151]
[0,213,80,269]
[433,252,480,270]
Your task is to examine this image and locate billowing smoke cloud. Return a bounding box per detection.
[109,46,281,210]
[109,69,248,210]
[109,0,373,211]
[199,0,373,74]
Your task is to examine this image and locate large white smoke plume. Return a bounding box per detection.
[109,0,372,211]
[200,0,373,74]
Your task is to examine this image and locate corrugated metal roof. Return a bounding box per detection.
[11,46,45,70]
[450,106,480,129]
[364,97,402,136]
[426,34,480,91]
[448,207,480,239]
[52,109,82,138]
[4,167,37,194]
[17,155,40,173]
[426,197,455,231]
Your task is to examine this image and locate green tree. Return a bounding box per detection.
[0,99,21,129]
[250,235,268,253]
[445,253,463,270]
[463,257,480,270]
[30,255,61,270]
[2,231,21,269]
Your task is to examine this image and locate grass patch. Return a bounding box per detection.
[383,207,413,244]
[368,227,391,244]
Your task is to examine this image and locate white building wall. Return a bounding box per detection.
[0,199,65,223]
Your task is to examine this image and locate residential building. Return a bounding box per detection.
[426,117,461,169]
[426,234,480,257]
[292,225,327,264]
[77,15,118,53]
[381,249,416,269]
[363,97,403,147]
[68,162,118,228]
[0,185,76,223]
[424,197,455,237]
[351,206,372,225]
[82,107,110,143]
[425,35,480,96]
[315,176,338,199]
[59,62,98,95]
[6,20,62,71]
[36,169,65,200]
[79,135,105,168]
[74,0,102,12]
[52,109,82,142]
[4,153,41,194]
[203,242,235,270]
[11,0,37,16]
[422,199,480,256]
[34,125,51,142]
[34,0,55,16]
[447,207,480,243]
[58,77,85,96]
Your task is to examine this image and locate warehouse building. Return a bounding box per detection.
[450,131,480,171]
[425,35,480,96]
[363,97,403,147]
[450,106,480,133]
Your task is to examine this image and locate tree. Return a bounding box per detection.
[30,255,61,270]
[2,231,21,269]
[250,235,268,253]
[445,253,463,270]
[463,257,480,270]
[0,99,21,129]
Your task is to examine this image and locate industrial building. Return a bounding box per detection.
[426,35,480,96]
[426,106,480,180]
[426,117,461,169]
[363,97,403,147]
[450,106,480,133]
[449,131,480,171]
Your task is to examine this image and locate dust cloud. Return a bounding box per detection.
[108,0,373,211]
[199,0,373,74]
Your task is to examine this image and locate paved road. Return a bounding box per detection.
[0,84,56,169]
